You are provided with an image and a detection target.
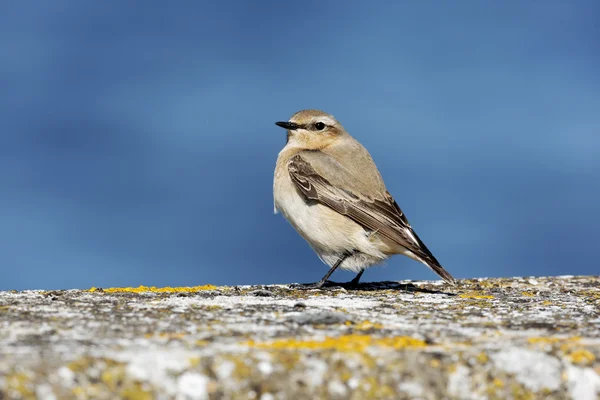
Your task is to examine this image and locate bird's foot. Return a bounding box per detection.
[347,277,362,288]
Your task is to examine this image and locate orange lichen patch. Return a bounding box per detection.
[87,285,217,293]
[245,335,426,352]
[458,292,494,299]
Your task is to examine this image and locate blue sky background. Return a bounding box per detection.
[1,1,599,290]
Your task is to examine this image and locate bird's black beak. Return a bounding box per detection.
[275,121,299,130]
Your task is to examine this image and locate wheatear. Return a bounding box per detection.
[273,109,456,287]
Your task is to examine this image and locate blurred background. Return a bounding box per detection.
[1,1,598,290]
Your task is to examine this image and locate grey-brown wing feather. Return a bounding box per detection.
[288,153,455,284]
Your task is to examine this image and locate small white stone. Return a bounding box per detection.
[36,384,57,400]
[566,365,600,400]
[398,382,424,398]
[57,366,75,387]
[492,348,561,391]
[260,393,274,400]
[176,372,209,400]
[447,365,473,399]
[215,360,235,380]
[257,361,273,375]
[305,359,327,387]
[126,363,149,381]
[528,279,539,285]
[347,377,359,389]
[87,367,101,380]
[328,380,347,397]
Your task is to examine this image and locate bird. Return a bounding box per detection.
[273,109,456,288]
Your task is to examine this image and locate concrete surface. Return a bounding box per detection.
[0,276,599,399]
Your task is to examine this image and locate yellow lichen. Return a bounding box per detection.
[528,336,596,366]
[72,383,102,398]
[202,305,223,311]
[145,332,187,340]
[577,290,600,300]
[230,357,252,379]
[542,300,553,306]
[101,365,126,392]
[568,349,595,365]
[363,376,395,398]
[121,383,153,400]
[527,337,564,345]
[347,320,384,330]
[6,372,34,398]
[459,292,494,299]
[476,352,489,364]
[530,336,580,353]
[510,382,535,400]
[246,334,426,352]
[67,356,94,372]
[275,351,301,370]
[88,285,217,293]
[521,292,535,297]
[493,378,504,388]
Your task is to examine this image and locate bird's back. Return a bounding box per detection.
[312,135,389,201]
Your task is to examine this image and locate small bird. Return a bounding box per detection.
[273,109,456,287]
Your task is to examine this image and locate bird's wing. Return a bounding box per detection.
[288,152,455,284]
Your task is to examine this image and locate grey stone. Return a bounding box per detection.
[287,311,349,325]
[0,276,599,399]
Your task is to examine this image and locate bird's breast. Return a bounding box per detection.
[273,163,365,255]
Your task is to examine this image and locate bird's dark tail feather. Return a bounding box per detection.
[422,257,457,286]
[408,230,457,285]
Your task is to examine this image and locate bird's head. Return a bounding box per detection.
[275,109,346,150]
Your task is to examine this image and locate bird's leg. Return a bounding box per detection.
[292,253,349,290]
[348,270,364,287]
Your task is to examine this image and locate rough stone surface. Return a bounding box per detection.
[1,276,599,399]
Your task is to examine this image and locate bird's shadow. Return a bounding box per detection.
[291,280,456,296]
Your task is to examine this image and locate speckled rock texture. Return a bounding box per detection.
[1,276,599,400]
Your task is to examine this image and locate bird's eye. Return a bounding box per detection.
[315,122,326,131]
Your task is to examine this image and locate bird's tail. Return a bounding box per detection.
[402,230,457,286]
[421,255,457,286]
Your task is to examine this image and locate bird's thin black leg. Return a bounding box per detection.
[315,255,347,287]
[348,270,364,286]
[293,254,349,290]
